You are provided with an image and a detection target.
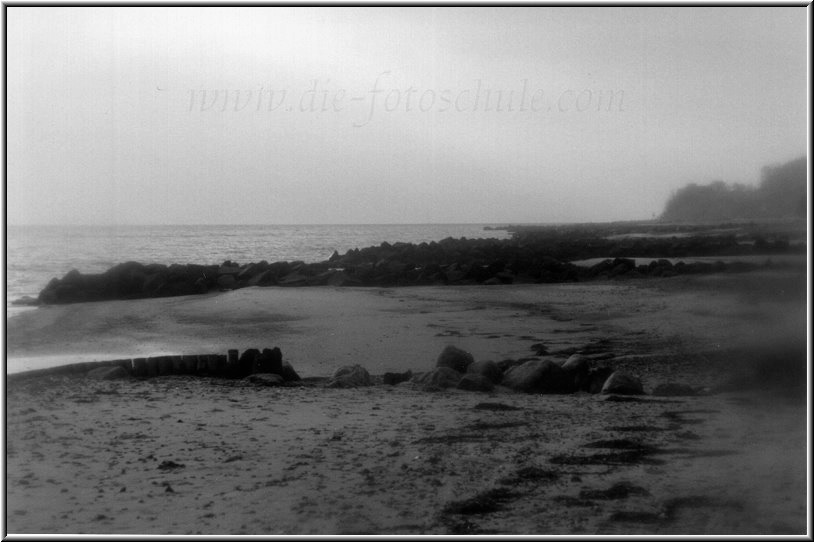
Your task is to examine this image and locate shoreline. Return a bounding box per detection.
[5,265,808,535]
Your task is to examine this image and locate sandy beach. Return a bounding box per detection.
[4,267,808,535]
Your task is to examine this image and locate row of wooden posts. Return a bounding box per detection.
[10,348,285,381]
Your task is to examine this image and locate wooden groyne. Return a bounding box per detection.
[7,347,300,383]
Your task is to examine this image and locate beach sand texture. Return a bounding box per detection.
[5,268,808,534]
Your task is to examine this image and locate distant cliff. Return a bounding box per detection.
[660,156,806,222]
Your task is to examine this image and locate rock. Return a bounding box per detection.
[601,371,644,395]
[87,365,129,380]
[496,358,525,373]
[217,274,236,289]
[413,367,462,390]
[457,373,495,392]
[11,296,39,306]
[280,361,301,382]
[530,343,548,355]
[587,367,614,394]
[278,273,308,286]
[436,345,475,373]
[254,347,283,374]
[562,354,591,390]
[383,370,413,385]
[652,383,696,396]
[501,359,573,393]
[466,360,502,384]
[327,364,372,388]
[245,373,285,386]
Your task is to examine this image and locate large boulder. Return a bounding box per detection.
[383,370,413,385]
[466,360,503,384]
[413,367,462,390]
[280,361,301,382]
[436,345,475,373]
[327,365,372,388]
[217,274,237,289]
[457,373,495,392]
[501,359,573,393]
[561,354,591,390]
[601,371,644,395]
[587,367,614,394]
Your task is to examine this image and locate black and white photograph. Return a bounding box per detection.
[2,3,809,536]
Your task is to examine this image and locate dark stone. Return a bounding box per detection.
[601,371,644,395]
[501,359,573,393]
[327,365,372,388]
[457,373,495,392]
[587,367,614,394]
[383,370,413,385]
[436,345,475,373]
[413,367,462,390]
[280,361,301,382]
[217,274,237,289]
[561,354,592,390]
[466,360,503,384]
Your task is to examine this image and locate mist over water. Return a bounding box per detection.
[5,224,511,305]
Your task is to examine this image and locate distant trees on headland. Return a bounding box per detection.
[660,156,807,222]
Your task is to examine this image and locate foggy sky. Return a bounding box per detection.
[5,7,808,225]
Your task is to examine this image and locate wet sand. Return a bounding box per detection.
[4,268,809,534]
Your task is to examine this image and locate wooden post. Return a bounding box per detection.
[171,355,185,374]
[145,357,159,377]
[133,358,147,377]
[182,355,198,374]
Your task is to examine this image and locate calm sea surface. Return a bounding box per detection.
[5,224,511,307]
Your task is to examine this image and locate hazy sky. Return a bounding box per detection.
[6,7,808,225]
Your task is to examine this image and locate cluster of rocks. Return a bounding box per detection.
[323,345,655,396]
[33,235,772,305]
[412,345,645,395]
[8,348,302,385]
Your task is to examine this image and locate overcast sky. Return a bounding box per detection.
[6,7,808,225]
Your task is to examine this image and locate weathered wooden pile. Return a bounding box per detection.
[7,347,302,383]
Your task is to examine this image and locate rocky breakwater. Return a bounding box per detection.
[33,232,777,305]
